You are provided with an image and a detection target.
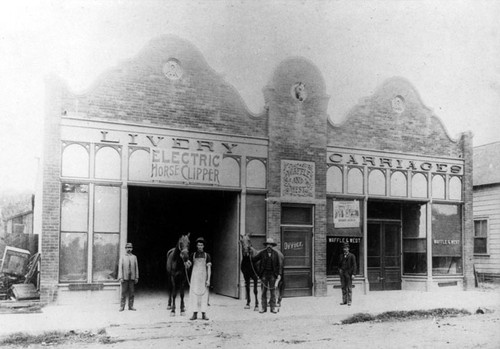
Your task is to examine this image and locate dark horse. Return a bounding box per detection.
[166,233,190,316]
[239,233,285,311]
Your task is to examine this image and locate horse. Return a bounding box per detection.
[239,233,285,311]
[239,233,260,311]
[166,233,190,316]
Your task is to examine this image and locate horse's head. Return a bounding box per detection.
[178,233,190,262]
[239,233,253,257]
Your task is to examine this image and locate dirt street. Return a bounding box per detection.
[27,310,500,349]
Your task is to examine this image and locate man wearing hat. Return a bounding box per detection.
[187,237,212,320]
[252,237,281,314]
[338,242,357,306]
[118,242,139,311]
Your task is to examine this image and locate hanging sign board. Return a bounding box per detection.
[333,200,360,228]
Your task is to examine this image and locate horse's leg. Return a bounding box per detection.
[167,275,172,310]
[170,279,177,316]
[180,280,186,315]
[253,276,259,311]
[244,275,250,309]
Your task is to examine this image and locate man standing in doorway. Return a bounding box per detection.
[187,237,212,320]
[118,242,139,311]
[338,242,356,306]
[253,238,281,314]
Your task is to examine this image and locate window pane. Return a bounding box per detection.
[94,186,120,232]
[403,253,427,274]
[128,148,150,181]
[281,205,312,225]
[368,169,385,195]
[219,157,240,187]
[95,146,121,180]
[327,166,343,193]
[432,257,462,275]
[93,233,120,281]
[432,175,445,199]
[60,232,88,282]
[449,177,462,200]
[62,143,89,178]
[403,205,426,238]
[347,168,363,194]
[432,204,462,275]
[246,159,266,188]
[61,184,88,232]
[390,171,407,197]
[474,220,487,237]
[474,238,487,254]
[246,194,266,236]
[411,173,427,198]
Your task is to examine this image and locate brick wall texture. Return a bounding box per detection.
[41,36,473,302]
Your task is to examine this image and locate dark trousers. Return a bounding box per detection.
[339,270,353,304]
[261,272,276,310]
[121,280,135,309]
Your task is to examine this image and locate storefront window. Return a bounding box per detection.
[61,184,88,231]
[128,148,150,181]
[246,159,266,188]
[403,204,427,274]
[92,233,120,281]
[449,177,462,201]
[60,183,89,282]
[432,204,462,275]
[94,186,120,233]
[327,237,361,276]
[60,232,88,282]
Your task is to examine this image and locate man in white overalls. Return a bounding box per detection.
[186,237,212,320]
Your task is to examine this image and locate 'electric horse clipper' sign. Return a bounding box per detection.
[151,148,222,185]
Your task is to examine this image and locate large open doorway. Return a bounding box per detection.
[127,186,240,298]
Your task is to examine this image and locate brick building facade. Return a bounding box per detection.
[38,36,473,304]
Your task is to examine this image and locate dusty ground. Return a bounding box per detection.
[1,287,499,348]
[2,310,499,349]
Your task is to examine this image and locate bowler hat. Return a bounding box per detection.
[343,242,350,248]
[125,242,133,248]
[196,237,206,244]
[263,238,277,246]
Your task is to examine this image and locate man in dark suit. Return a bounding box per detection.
[252,238,281,314]
[338,242,357,306]
[118,242,139,311]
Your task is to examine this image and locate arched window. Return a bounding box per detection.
[369,169,386,195]
[432,175,445,199]
[390,171,407,197]
[412,173,428,198]
[219,157,240,187]
[128,149,150,181]
[246,159,266,188]
[62,143,89,178]
[347,167,363,194]
[95,146,121,180]
[327,166,343,193]
[449,177,462,200]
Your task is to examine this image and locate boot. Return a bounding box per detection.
[190,312,197,320]
[201,312,209,320]
[120,297,126,311]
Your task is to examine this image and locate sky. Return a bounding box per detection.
[0,0,499,192]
